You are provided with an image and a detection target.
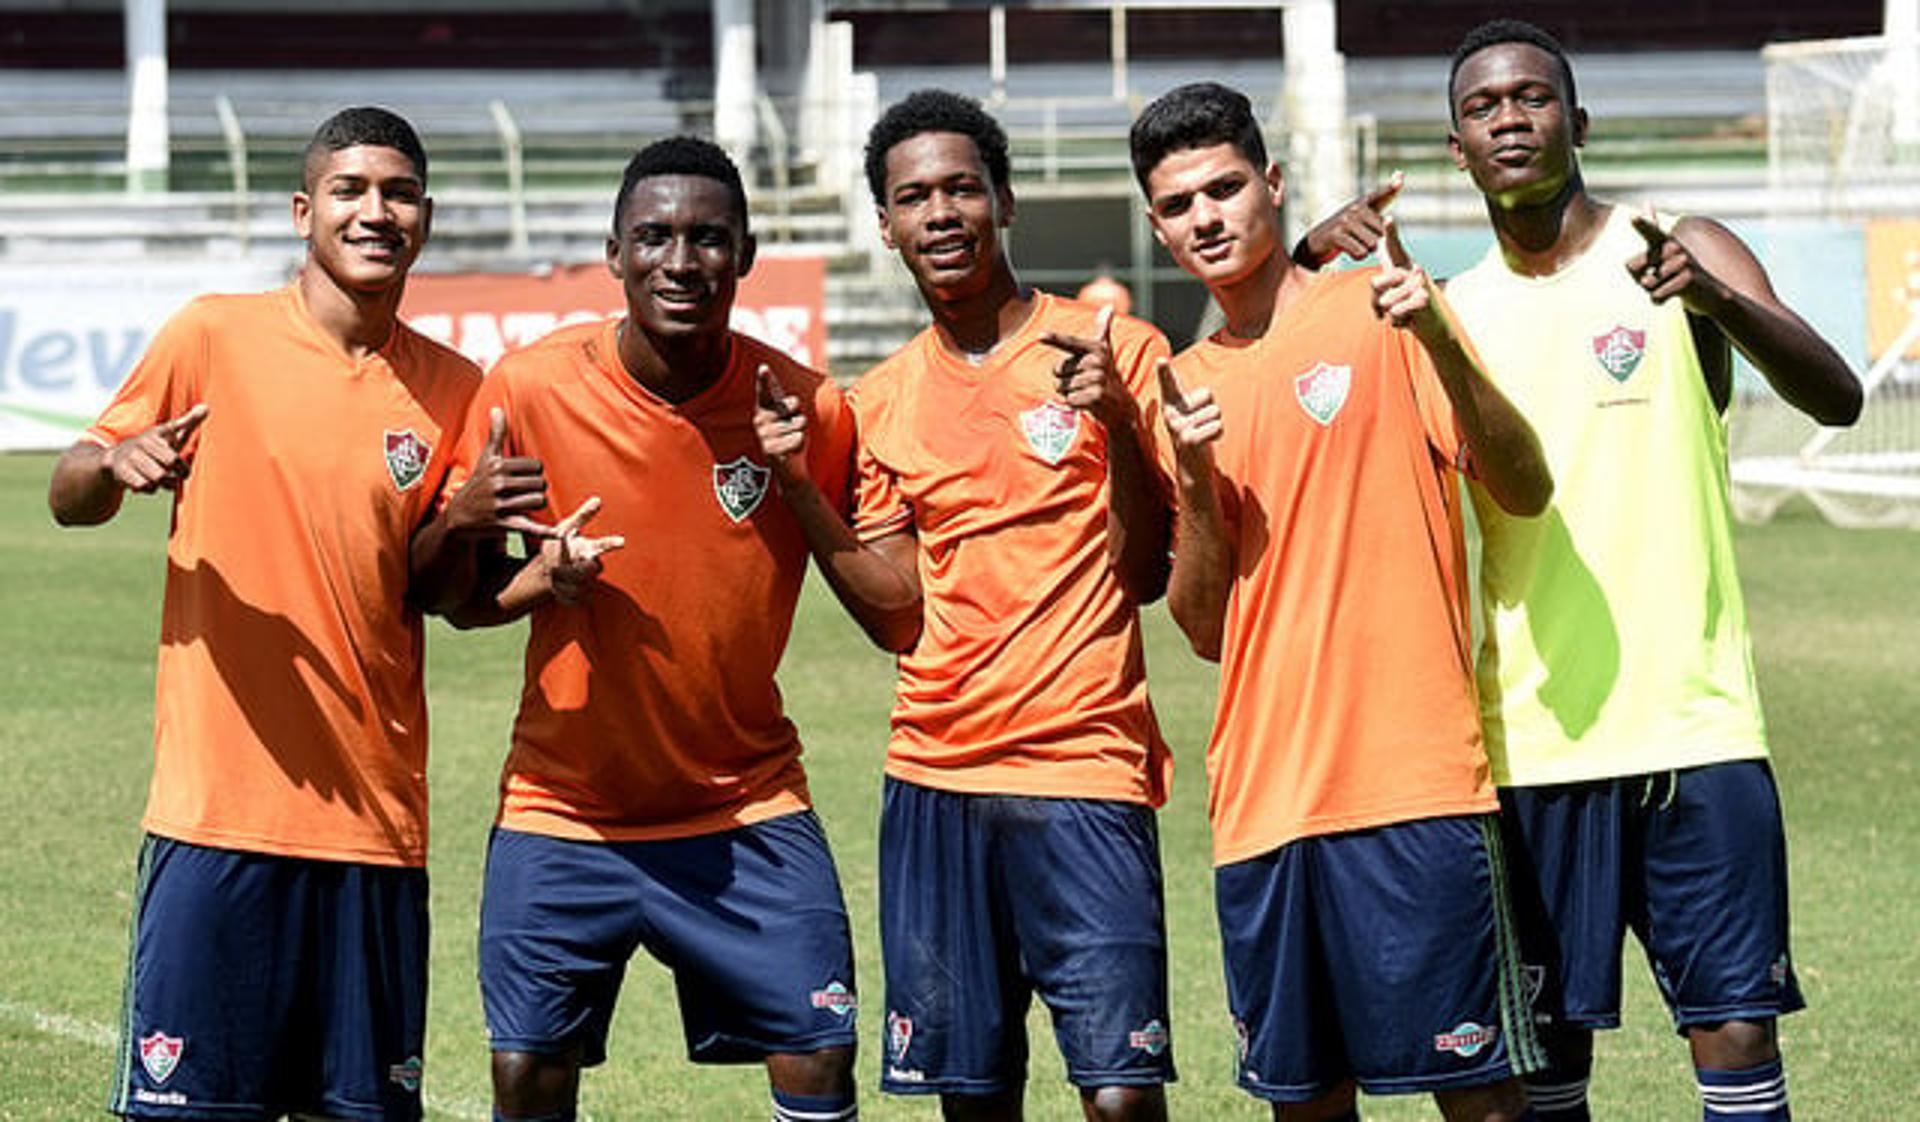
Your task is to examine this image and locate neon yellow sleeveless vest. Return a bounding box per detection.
[1448,205,1768,786]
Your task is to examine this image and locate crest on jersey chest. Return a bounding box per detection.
[1591,325,1647,381]
[1019,400,1081,465]
[1294,362,1352,426]
[384,429,430,492]
[713,456,772,522]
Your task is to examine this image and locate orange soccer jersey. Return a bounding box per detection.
[1170,268,1496,866]
[445,320,854,842]
[849,292,1172,806]
[86,283,482,867]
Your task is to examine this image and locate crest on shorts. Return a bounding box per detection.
[388,1055,423,1093]
[1591,325,1646,381]
[139,1031,184,1085]
[1523,963,1547,1010]
[384,429,431,492]
[713,456,772,522]
[1294,362,1351,426]
[1434,1021,1498,1058]
[887,1010,914,1061]
[1019,400,1081,465]
[1128,1019,1170,1057]
[810,980,858,1018]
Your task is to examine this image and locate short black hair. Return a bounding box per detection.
[1449,19,1578,123]
[302,106,427,189]
[1129,82,1268,193]
[612,135,750,235]
[864,89,1011,205]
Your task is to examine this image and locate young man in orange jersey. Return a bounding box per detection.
[424,137,862,1122]
[1131,81,1552,1121]
[798,88,1178,1122]
[47,107,517,1121]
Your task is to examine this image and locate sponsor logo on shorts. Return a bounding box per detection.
[1591,325,1646,381]
[886,1010,913,1061]
[1128,1018,1170,1056]
[886,1065,926,1083]
[1434,1021,1498,1058]
[1294,361,1351,426]
[384,429,431,492]
[713,456,772,522]
[388,1055,423,1093]
[810,980,858,1017]
[138,1030,184,1085]
[1020,400,1081,465]
[132,1089,188,1106]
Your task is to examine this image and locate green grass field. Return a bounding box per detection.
[2,449,1916,1120]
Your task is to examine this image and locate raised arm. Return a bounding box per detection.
[756,365,922,653]
[1373,218,1553,517]
[1627,208,1861,427]
[442,496,623,630]
[1040,305,1173,604]
[1156,360,1231,662]
[48,404,208,526]
[409,405,559,615]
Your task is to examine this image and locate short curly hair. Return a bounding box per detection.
[612,135,749,235]
[863,89,1010,205]
[302,106,427,189]
[1448,19,1578,123]
[1129,81,1268,192]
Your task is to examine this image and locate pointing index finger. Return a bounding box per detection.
[1631,203,1667,252]
[1366,169,1405,213]
[1382,215,1412,271]
[1154,358,1189,410]
[166,403,210,447]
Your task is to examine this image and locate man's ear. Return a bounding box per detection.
[738,231,758,279]
[606,235,623,280]
[876,207,897,251]
[1573,106,1590,148]
[292,192,313,241]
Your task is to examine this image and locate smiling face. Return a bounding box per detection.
[293,144,430,295]
[605,173,754,343]
[1142,141,1285,292]
[876,130,1013,302]
[1448,41,1587,209]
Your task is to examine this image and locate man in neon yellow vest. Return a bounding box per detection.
[1439,18,1861,1122]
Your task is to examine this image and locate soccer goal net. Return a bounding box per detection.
[1735,33,1920,527]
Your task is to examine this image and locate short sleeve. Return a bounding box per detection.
[803,372,857,520]
[846,383,913,542]
[87,299,211,448]
[1113,315,1177,499]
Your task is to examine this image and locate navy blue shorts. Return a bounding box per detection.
[1498,759,1804,1035]
[479,812,858,1066]
[877,778,1175,1097]
[1215,814,1541,1103]
[110,835,429,1121]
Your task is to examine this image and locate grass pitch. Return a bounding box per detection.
[1,450,1915,1119]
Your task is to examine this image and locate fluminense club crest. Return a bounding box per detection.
[713,456,772,522]
[1295,362,1352,426]
[384,429,431,492]
[139,1030,184,1085]
[1591,325,1647,381]
[810,980,858,1018]
[1019,400,1081,465]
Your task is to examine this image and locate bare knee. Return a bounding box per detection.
[1436,1076,1531,1122]
[1689,1018,1779,1070]
[766,1044,857,1098]
[1275,1080,1358,1121]
[492,1048,581,1118]
[942,1087,1023,1121]
[1079,1083,1167,1122]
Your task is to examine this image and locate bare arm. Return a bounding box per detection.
[1374,219,1553,517]
[443,498,622,630]
[1292,171,1403,268]
[1156,361,1231,662]
[757,366,923,653]
[48,404,208,526]
[409,406,560,616]
[1629,211,1862,427]
[1040,306,1173,604]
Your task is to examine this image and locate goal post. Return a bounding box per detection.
[1736,33,1920,528]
